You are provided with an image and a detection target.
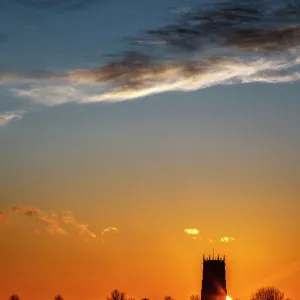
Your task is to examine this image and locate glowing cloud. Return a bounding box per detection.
[184,228,200,239]
[0,111,24,126]
[61,211,97,238]
[220,236,235,242]
[8,55,300,108]
[101,226,119,236]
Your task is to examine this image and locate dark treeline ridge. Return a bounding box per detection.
[8,286,292,300]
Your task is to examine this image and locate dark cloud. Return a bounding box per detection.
[131,0,300,53]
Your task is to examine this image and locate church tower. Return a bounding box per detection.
[201,254,227,300]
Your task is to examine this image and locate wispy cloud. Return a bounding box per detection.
[220,236,235,242]
[101,226,119,236]
[11,205,39,216]
[2,206,121,241]
[62,211,97,238]
[47,224,68,235]
[0,111,24,126]
[8,54,300,108]
[2,0,300,122]
[184,228,200,239]
[10,206,96,239]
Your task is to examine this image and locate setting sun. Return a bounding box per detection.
[226,296,232,300]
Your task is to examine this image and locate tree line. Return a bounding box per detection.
[8,286,292,300]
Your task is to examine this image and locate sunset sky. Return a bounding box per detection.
[0,1,300,300]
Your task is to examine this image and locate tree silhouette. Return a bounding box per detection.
[107,289,127,300]
[9,295,20,300]
[190,295,200,300]
[54,295,64,300]
[251,286,285,300]
[164,296,174,300]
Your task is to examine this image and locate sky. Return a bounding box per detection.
[0,1,300,300]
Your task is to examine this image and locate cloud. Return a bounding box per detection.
[184,228,200,239]
[220,236,235,242]
[0,111,24,126]
[62,211,97,238]
[11,206,65,235]
[2,0,300,120]
[10,206,96,239]
[101,226,119,236]
[11,205,39,216]
[47,224,68,235]
[140,1,300,53]
[10,54,300,107]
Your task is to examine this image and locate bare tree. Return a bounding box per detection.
[107,289,127,300]
[9,295,20,300]
[190,295,200,300]
[251,286,285,300]
[164,296,174,300]
[54,295,64,300]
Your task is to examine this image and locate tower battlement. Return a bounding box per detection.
[203,254,226,262]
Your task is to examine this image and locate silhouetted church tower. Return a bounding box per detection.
[201,253,227,300]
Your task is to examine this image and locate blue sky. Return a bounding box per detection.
[1,0,300,119]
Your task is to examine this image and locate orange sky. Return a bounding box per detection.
[1,156,299,300]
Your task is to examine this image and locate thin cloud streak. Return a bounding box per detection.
[0,111,24,126]
[10,54,300,106]
[10,206,96,239]
[101,226,119,236]
[2,206,121,242]
[62,211,97,238]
